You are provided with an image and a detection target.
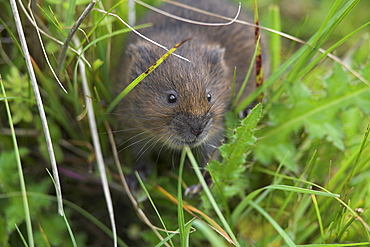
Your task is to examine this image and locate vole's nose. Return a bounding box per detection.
[191,127,204,137]
[186,114,210,138]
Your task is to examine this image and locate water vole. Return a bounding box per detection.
[117,0,258,183]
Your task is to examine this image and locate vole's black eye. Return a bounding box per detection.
[168,94,177,103]
[207,93,212,102]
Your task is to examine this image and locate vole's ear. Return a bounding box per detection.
[125,42,155,64]
[202,45,227,74]
[204,45,226,66]
[126,43,145,57]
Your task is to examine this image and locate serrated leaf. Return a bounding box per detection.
[209,104,262,198]
[219,103,263,165]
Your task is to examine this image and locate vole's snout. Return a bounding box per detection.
[169,111,213,148]
[186,115,211,139]
[190,127,204,137]
[188,120,207,137]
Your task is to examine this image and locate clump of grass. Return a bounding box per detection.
[0,0,369,246]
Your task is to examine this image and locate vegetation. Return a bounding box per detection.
[0,0,369,246]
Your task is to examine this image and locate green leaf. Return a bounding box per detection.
[0,149,52,235]
[255,63,370,170]
[0,67,34,124]
[0,217,10,247]
[93,59,104,70]
[220,103,263,164]
[0,148,29,191]
[209,104,263,198]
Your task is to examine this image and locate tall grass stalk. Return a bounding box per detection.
[27,2,67,93]
[310,194,325,240]
[249,201,296,247]
[297,21,370,83]
[136,172,175,247]
[185,146,240,247]
[14,224,28,247]
[274,151,317,221]
[177,149,187,246]
[233,37,260,107]
[105,115,166,245]
[9,0,64,216]
[57,0,96,73]
[192,220,228,246]
[46,169,77,247]
[285,0,360,83]
[73,36,117,247]
[1,79,34,247]
[268,4,281,73]
[0,191,128,246]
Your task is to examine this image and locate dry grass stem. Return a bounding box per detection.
[10,0,64,217]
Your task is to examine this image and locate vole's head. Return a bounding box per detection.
[121,41,230,150]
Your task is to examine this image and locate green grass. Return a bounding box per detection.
[0,0,369,246]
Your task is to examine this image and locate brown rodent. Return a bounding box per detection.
[117,0,258,184]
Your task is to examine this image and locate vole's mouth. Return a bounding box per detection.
[185,138,203,147]
[170,136,206,150]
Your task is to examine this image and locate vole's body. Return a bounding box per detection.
[118,0,257,179]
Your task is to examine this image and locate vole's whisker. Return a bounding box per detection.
[116,130,153,149]
[135,134,166,164]
[117,134,154,154]
[156,134,174,165]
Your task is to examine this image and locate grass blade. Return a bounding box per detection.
[155,184,233,244]
[46,169,77,247]
[14,224,29,247]
[73,37,117,247]
[178,149,187,246]
[192,220,228,247]
[1,78,34,246]
[311,194,324,240]
[9,0,64,217]
[249,201,296,247]
[136,172,174,247]
[58,0,96,72]
[106,38,191,114]
[185,146,239,247]
[268,4,281,72]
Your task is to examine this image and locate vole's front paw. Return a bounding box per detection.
[185,171,213,197]
[185,183,203,197]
